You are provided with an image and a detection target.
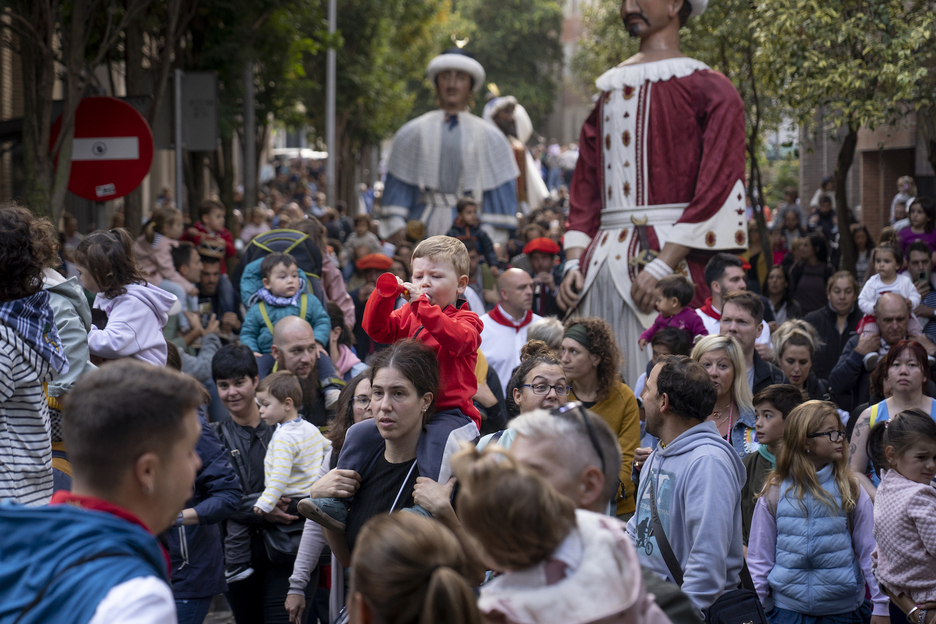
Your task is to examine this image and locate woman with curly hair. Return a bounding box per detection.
[0,204,70,506]
[561,317,640,518]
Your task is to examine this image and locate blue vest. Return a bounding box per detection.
[767,465,863,615]
[0,503,168,624]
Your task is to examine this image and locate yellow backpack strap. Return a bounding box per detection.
[870,402,879,429]
[259,301,275,335]
[300,293,308,320]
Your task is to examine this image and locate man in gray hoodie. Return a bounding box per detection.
[628,355,746,612]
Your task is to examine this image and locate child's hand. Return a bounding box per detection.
[403,282,422,302]
[638,338,648,350]
[253,352,263,358]
[252,506,263,515]
[315,342,328,358]
[203,313,220,335]
[186,285,199,297]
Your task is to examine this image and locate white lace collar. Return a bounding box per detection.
[595,57,709,91]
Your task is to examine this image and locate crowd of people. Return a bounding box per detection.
[4,0,936,621]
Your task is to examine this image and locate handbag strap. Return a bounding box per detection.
[649,471,756,592]
[649,472,684,587]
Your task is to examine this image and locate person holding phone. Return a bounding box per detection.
[906,241,936,342]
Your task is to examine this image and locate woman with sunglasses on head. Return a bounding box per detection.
[561,318,640,519]
[849,340,936,502]
[286,372,374,623]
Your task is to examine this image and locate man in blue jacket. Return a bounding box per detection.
[0,361,204,623]
[164,412,242,624]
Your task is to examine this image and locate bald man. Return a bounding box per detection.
[479,268,542,391]
[258,316,341,426]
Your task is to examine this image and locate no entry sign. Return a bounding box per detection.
[50,96,154,201]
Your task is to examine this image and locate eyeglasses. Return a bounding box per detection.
[553,402,606,474]
[521,383,572,396]
[807,430,846,443]
[353,396,371,408]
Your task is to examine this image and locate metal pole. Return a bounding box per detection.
[243,60,257,213]
[174,68,185,217]
[325,0,336,209]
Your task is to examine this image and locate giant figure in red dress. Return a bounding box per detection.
[558,0,747,383]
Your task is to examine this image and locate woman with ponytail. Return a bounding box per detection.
[452,445,669,624]
[348,513,481,624]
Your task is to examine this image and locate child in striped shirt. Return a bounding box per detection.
[224,371,329,582]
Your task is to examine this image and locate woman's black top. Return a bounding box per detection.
[345,453,417,553]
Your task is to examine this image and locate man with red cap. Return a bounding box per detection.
[523,237,564,317]
[557,0,747,384]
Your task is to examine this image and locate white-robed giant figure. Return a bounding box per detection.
[557,0,747,384]
[379,50,520,242]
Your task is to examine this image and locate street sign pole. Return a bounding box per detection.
[174,68,185,216]
[244,60,256,214]
[326,0,336,209]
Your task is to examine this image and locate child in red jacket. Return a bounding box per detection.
[299,236,482,531]
[181,199,236,273]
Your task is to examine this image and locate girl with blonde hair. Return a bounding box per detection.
[747,401,889,623]
[452,445,670,624]
[691,334,757,456]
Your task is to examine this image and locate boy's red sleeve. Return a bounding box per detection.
[409,297,482,356]
[363,288,408,344]
[221,229,236,259]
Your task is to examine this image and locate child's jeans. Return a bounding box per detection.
[337,409,480,484]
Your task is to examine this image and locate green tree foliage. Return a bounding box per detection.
[459,0,563,128]
[754,0,935,272]
[301,0,454,205]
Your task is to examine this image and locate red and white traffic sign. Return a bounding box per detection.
[50,96,154,201]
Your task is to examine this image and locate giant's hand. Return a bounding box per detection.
[557,269,583,311]
[631,270,658,314]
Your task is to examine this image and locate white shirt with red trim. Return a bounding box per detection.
[479,304,542,392]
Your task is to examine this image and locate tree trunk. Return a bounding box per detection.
[17,0,58,220]
[123,6,145,236]
[835,124,859,276]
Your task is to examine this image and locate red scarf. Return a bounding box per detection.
[698,297,720,321]
[51,491,172,576]
[487,303,534,332]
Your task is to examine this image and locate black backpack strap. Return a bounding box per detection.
[649,472,684,587]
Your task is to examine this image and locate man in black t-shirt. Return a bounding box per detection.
[198,252,242,338]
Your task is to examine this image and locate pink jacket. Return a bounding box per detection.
[873,469,936,603]
[134,233,195,293]
[321,254,355,329]
[479,510,672,624]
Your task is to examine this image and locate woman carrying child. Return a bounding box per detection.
[870,410,936,624]
[747,400,889,624]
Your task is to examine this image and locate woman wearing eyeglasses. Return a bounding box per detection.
[747,401,889,624]
[561,318,640,519]
[475,340,569,452]
[287,372,374,623]
[849,340,936,501]
[690,335,758,457]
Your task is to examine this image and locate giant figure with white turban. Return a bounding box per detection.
[379,50,520,242]
[558,0,748,384]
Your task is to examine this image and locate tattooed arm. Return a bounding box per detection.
[849,407,877,502]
